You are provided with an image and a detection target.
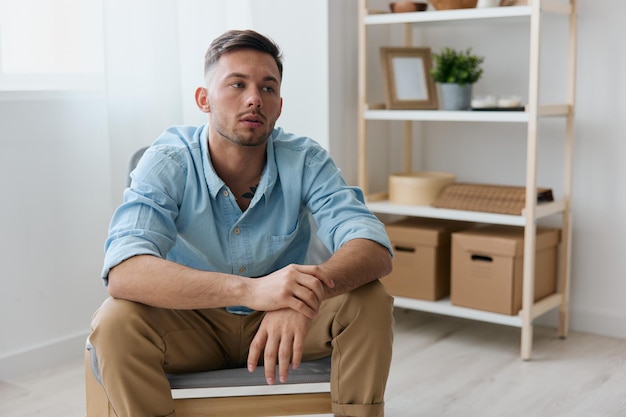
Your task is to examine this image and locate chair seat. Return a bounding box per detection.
[86,339,331,397]
[167,357,331,389]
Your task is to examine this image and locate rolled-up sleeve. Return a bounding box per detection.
[301,146,392,256]
[101,146,186,283]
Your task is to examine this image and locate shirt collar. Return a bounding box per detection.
[200,124,279,203]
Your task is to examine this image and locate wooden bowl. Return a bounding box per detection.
[429,0,478,10]
[390,2,428,13]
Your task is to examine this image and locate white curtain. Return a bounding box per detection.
[102,0,258,203]
[102,0,183,203]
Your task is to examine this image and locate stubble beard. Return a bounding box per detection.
[212,113,272,148]
[216,128,268,148]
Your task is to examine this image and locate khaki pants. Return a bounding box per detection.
[89,280,394,417]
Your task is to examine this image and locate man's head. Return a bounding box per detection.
[204,30,283,83]
[196,29,284,149]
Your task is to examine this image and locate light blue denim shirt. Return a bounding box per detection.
[102,124,391,313]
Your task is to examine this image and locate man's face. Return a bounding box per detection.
[203,49,283,148]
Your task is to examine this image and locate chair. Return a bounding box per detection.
[126,146,149,187]
[85,147,332,417]
[85,339,331,417]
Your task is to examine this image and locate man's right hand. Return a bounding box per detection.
[244,264,335,318]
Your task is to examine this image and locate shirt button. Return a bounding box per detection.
[234,228,240,235]
[223,190,229,197]
[239,267,246,273]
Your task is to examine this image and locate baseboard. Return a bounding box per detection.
[0,329,89,380]
[569,307,626,340]
[535,306,625,340]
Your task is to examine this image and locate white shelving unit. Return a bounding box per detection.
[357,0,578,359]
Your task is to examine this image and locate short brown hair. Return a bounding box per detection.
[204,30,283,80]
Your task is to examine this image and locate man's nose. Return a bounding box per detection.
[246,89,262,108]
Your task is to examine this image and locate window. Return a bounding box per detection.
[0,0,104,91]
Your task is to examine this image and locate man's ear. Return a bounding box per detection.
[277,97,283,119]
[195,87,210,113]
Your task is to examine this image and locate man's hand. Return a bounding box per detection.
[247,308,312,384]
[244,264,334,319]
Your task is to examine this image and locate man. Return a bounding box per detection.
[90,29,394,417]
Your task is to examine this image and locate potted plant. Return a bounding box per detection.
[431,47,484,110]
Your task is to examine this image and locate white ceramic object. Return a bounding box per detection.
[471,95,497,108]
[497,95,522,107]
[477,0,500,7]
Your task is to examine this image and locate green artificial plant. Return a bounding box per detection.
[431,47,484,86]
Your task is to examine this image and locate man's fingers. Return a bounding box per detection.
[252,309,312,386]
[286,297,317,319]
[278,337,293,383]
[263,354,277,385]
[263,334,281,385]
[247,331,267,373]
[302,265,335,289]
[298,277,325,306]
[291,334,304,370]
[291,284,322,314]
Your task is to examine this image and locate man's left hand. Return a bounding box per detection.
[247,308,312,384]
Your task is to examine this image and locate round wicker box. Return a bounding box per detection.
[429,0,478,10]
[388,171,456,206]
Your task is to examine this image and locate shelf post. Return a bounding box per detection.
[558,0,578,339]
[357,0,369,195]
[520,0,543,361]
[403,22,413,173]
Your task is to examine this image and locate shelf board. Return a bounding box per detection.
[364,109,529,123]
[393,294,563,327]
[393,297,523,327]
[365,6,532,25]
[538,104,572,117]
[366,200,566,226]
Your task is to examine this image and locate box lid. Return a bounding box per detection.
[452,225,560,257]
[386,218,470,246]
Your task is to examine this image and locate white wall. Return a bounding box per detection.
[0,0,624,379]
[564,0,626,337]
[0,92,111,377]
[103,0,183,206]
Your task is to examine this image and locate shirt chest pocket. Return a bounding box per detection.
[264,215,311,267]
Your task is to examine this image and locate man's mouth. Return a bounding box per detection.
[241,113,264,126]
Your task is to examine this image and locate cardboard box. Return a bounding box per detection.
[383,218,471,300]
[450,226,560,315]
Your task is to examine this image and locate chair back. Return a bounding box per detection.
[127,146,149,186]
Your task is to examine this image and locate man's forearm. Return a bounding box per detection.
[319,238,392,299]
[107,254,337,317]
[107,255,247,310]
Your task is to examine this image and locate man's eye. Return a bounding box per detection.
[232,82,244,88]
[263,86,275,93]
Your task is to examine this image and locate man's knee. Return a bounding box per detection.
[90,297,159,353]
[92,297,144,331]
[352,280,393,311]
[338,280,394,328]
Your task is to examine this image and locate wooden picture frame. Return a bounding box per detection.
[380,47,438,110]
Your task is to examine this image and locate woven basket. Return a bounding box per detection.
[432,183,553,215]
[429,0,478,10]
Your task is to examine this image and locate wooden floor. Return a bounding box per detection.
[3,308,626,417]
